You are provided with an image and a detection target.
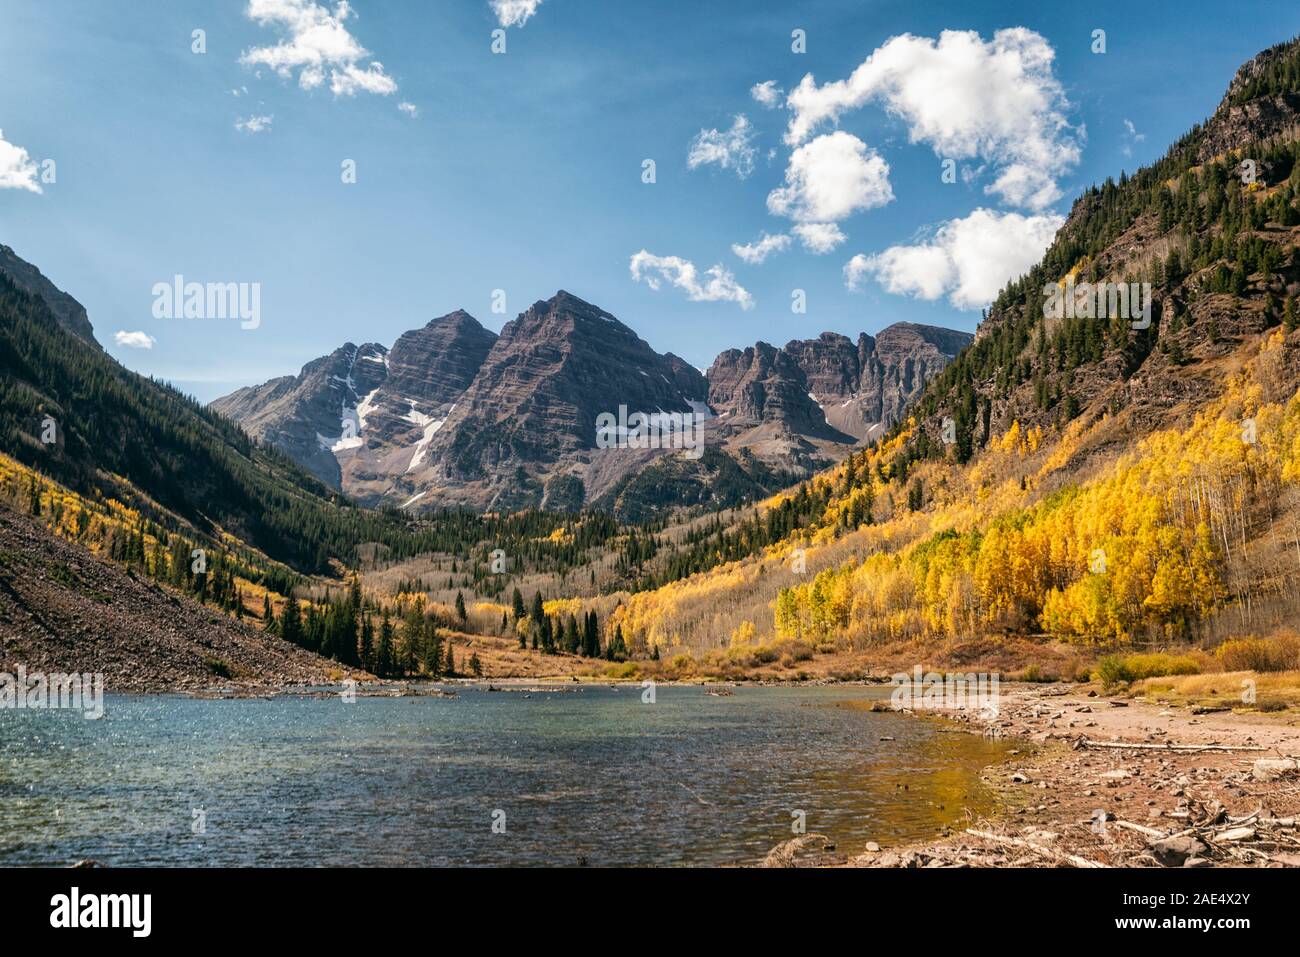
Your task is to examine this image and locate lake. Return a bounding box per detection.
[0,684,1011,866]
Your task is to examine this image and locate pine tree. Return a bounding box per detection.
[422,620,443,676]
[376,612,395,678]
[444,641,456,677]
[455,590,467,622]
[511,587,526,620]
[469,652,482,677]
[280,596,303,647]
[359,611,374,672]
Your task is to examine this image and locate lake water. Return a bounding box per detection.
[0,684,1011,866]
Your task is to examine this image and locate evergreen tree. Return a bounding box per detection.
[280,596,303,647]
[455,590,467,622]
[359,611,375,672]
[376,612,395,678]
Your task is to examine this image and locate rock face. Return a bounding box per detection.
[1196,39,1300,164]
[856,323,976,433]
[0,243,99,348]
[212,293,968,514]
[211,341,389,487]
[336,311,497,500]
[415,292,709,511]
[706,341,832,436]
[712,323,974,444]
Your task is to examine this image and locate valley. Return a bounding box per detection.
[4,21,1300,875]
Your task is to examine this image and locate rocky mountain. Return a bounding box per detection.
[408,292,710,512]
[211,341,389,487]
[212,291,969,516]
[781,324,974,441]
[913,33,1300,466]
[0,243,99,347]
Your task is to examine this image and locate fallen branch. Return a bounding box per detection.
[1078,739,1267,753]
[966,829,1108,868]
[760,833,831,868]
[1112,819,1166,839]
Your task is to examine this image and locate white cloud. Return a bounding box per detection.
[792,222,846,254]
[731,232,791,265]
[0,130,41,193]
[235,114,274,133]
[491,0,542,27]
[630,250,754,310]
[785,28,1081,210]
[114,330,157,350]
[398,101,419,117]
[1121,118,1145,157]
[845,207,1062,310]
[751,80,784,108]
[241,0,397,97]
[767,131,892,223]
[687,115,757,179]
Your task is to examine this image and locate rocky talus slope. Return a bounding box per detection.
[0,504,355,692]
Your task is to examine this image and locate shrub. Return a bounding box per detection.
[1216,633,1300,672]
[605,661,639,680]
[1095,652,1199,691]
[1095,655,1130,691]
[204,657,233,679]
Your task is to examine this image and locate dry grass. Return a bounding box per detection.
[1132,669,1300,712]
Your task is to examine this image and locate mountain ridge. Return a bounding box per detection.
[211,290,969,517]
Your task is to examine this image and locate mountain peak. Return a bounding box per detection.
[0,243,100,349]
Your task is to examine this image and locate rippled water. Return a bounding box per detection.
[0,685,1010,866]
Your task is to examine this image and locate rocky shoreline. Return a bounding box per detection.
[841,683,1300,868]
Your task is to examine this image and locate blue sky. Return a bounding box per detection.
[2,0,1298,402]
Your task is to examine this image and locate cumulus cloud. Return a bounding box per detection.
[398,101,418,117]
[844,207,1062,310]
[235,114,274,133]
[0,129,41,193]
[114,330,156,350]
[241,0,397,97]
[767,131,892,223]
[731,232,791,265]
[792,222,846,254]
[785,28,1081,210]
[687,115,757,179]
[630,250,754,310]
[491,0,542,27]
[750,80,784,108]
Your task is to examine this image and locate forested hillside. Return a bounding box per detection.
[572,35,1300,674]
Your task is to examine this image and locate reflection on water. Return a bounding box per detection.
[0,684,1011,866]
